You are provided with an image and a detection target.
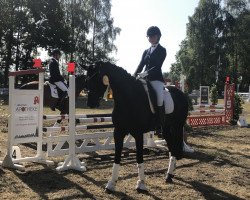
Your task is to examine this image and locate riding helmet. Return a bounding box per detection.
[51,48,61,56]
[147,26,162,37]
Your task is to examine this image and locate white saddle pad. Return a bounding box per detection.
[163,88,174,114]
[45,81,59,98]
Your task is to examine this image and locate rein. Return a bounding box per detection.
[86,72,98,81]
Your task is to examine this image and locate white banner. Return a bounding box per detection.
[13,95,40,143]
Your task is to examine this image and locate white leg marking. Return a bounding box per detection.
[105,163,120,192]
[136,163,148,191]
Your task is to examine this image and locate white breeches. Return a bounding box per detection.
[150,80,164,106]
[54,81,69,93]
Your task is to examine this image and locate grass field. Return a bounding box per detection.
[0,98,249,200]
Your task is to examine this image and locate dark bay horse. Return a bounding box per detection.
[20,74,87,125]
[84,61,188,192]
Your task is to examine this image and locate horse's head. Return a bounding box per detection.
[85,61,108,108]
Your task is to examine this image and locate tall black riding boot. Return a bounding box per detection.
[60,91,68,102]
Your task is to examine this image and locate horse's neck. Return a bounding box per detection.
[105,66,140,103]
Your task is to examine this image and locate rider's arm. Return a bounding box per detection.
[133,50,147,76]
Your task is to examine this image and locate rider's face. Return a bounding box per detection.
[55,53,61,60]
[148,35,158,45]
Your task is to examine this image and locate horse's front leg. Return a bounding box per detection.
[166,152,176,183]
[105,129,125,193]
[134,133,148,192]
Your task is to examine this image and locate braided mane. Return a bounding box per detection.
[102,62,142,89]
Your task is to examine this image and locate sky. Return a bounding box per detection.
[110,0,200,73]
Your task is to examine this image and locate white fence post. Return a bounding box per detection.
[0,69,53,171]
[56,75,86,172]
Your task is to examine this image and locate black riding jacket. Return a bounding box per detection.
[49,58,64,83]
[134,44,166,82]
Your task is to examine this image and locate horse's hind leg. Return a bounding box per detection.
[105,130,125,193]
[163,124,184,183]
[134,133,148,192]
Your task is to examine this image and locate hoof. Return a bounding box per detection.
[136,188,149,194]
[105,188,113,194]
[136,180,148,193]
[166,174,174,183]
[105,180,116,193]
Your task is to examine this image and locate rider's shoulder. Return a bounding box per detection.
[49,58,57,64]
[158,44,166,51]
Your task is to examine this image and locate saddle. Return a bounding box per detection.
[137,77,174,114]
[45,81,59,98]
[45,81,68,111]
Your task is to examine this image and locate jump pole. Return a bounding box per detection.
[56,75,86,172]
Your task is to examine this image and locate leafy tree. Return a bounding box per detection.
[87,0,121,63]
[231,93,244,125]
[210,83,219,104]
[60,0,121,66]
[224,0,250,91]
[171,0,250,94]
[187,0,223,87]
[0,0,71,86]
[28,0,71,53]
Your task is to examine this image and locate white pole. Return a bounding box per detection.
[0,76,24,171]
[36,72,54,165]
[69,75,76,157]
[56,75,86,172]
[37,72,44,158]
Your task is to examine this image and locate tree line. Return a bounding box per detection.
[0,0,120,87]
[0,0,249,94]
[169,0,250,94]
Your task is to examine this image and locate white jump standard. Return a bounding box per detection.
[56,75,86,172]
[0,69,54,171]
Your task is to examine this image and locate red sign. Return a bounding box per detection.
[33,58,42,68]
[67,62,75,73]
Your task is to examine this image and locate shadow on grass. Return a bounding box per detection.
[175,176,245,200]
[83,148,167,171]
[0,167,4,175]
[184,149,247,169]
[14,168,96,200]
[189,126,236,139]
[190,142,250,161]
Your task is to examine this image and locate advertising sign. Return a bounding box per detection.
[200,86,209,104]
[13,95,40,143]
